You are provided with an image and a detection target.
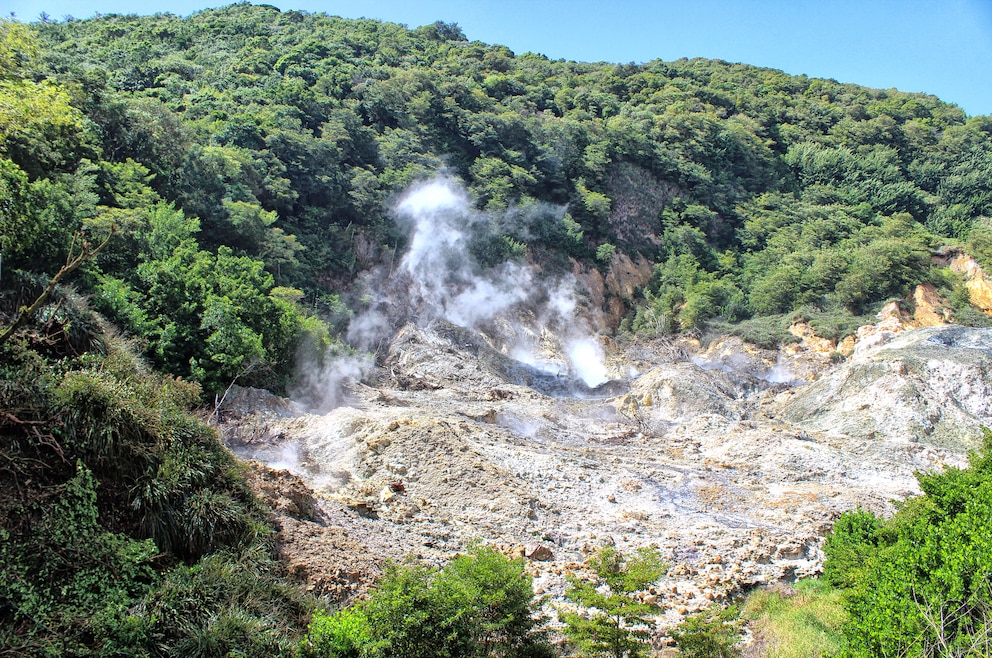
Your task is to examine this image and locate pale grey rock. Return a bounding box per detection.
[220,321,983,635]
[781,326,992,450]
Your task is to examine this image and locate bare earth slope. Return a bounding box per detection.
[220,321,991,635]
[780,326,992,450]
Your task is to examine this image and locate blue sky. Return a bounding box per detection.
[8,0,992,116]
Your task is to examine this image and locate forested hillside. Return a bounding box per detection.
[3,4,992,655]
[2,2,990,391]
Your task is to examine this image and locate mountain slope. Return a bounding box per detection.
[9,4,990,392]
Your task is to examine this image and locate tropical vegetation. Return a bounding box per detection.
[3,3,992,655]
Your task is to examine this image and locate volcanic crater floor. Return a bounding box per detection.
[222,323,990,631]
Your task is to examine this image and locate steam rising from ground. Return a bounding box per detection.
[351,177,610,387]
[292,350,373,413]
[760,358,798,385]
[257,176,614,483]
[394,179,531,330]
[297,176,611,412]
[566,338,609,388]
[691,354,799,386]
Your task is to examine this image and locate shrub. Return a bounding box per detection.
[821,509,879,588]
[967,223,992,272]
[302,544,554,658]
[301,607,371,658]
[670,605,743,658]
[110,544,313,658]
[0,461,159,655]
[788,306,868,342]
[1,308,308,656]
[596,243,617,264]
[708,315,800,350]
[825,429,992,657]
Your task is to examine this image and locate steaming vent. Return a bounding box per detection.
[691,354,801,389]
[337,177,622,404]
[502,359,630,399]
[395,319,629,400]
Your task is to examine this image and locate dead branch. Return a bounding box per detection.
[0,412,46,427]
[0,227,115,349]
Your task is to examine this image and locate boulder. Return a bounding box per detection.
[524,543,555,561]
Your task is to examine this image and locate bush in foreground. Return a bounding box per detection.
[300,544,554,658]
[824,428,992,657]
[560,546,666,658]
[671,604,744,658]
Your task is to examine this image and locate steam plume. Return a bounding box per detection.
[395,178,533,329]
[313,175,612,407]
[393,177,608,382]
[291,350,372,413]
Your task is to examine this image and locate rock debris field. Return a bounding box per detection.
[221,320,992,630]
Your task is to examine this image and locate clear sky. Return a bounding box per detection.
[7,0,992,116]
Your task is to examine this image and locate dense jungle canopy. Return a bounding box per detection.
[2,3,992,390]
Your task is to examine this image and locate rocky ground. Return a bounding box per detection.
[219,303,992,648]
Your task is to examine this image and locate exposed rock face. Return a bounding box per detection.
[780,326,992,451]
[573,252,655,330]
[617,362,748,427]
[219,320,988,625]
[912,283,955,326]
[785,283,956,361]
[788,322,839,356]
[606,162,678,247]
[935,247,992,313]
[605,253,655,302]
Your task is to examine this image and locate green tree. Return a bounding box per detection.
[823,428,992,657]
[595,243,617,264]
[302,544,553,658]
[670,605,742,658]
[0,20,83,161]
[94,201,323,394]
[561,546,667,658]
[0,158,46,268]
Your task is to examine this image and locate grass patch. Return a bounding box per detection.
[707,314,800,350]
[742,579,846,658]
[952,304,992,327]
[707,305,871,350]
[787,306,870,342]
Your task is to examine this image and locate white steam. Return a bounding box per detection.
[291,351,372,413]
[394,178,533,329]
[446,265,533,328]
[546,280,578,319]
[566,337,609,388]
[541,280,609,387]
[268,441,303,472]
[509,343,561,376]
[691,353,799,386]
[354,177,610,387]
[308,175,612,409]
[761,358,798,385]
